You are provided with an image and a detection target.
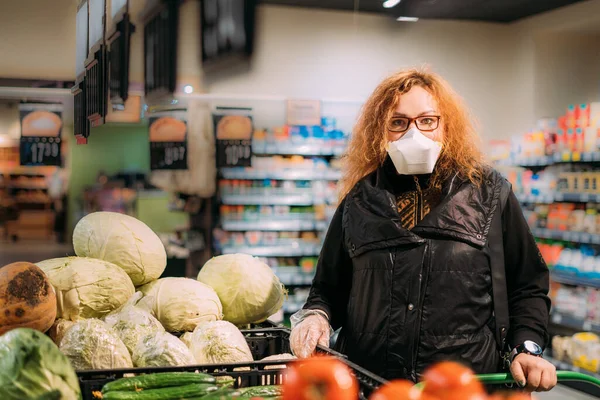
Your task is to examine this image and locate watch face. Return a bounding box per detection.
[523,340,543,355]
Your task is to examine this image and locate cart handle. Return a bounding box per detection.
[475,370,600,387]
[414,370,600,390]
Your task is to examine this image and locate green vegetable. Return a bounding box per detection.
[189,321,253,364]
[73,211,167,286]
[34,390,62,400]
[198,254,286,325]
[36,256,135,320]
[193,384,240,399]
[138,278,222,332]
[237,385,282,398]
[102,373,216,393]
[102,383,217,400]
[60,319,132,370]
[215,376,236,386]
[0,328,82,400]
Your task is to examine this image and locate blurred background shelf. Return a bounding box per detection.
[551,270,600,289]
[532,228,600,245]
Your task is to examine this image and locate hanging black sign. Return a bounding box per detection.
[149,111,188,170]
[213,111,253,168]
[19,104,63,167]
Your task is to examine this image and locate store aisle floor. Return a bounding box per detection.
[0,240,73,265]
[537,385,597,399]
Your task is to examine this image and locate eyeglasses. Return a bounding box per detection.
[387,115,441,133]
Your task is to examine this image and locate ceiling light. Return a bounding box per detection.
[383,0,401,8]
[183,85,194,94]
[396,16,419,22]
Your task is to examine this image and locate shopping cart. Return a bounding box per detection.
[415,370,600,395]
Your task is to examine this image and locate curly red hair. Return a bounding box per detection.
[338,67,486,201]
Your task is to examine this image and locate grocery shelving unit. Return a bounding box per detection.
[207,96,360,324]
[498,148,600,359]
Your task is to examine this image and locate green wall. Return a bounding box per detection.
[68,123,150,232]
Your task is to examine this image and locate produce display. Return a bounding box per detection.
[138,277,223,332]
[0,210,555,400]
[73,211,167,286]
[198,253,286,325]
[36,256,135,320]
[0,328,81,400]
[59,319,133,370]
[0,262,56,335]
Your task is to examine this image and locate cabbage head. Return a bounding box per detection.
[59,319,133,370]
[72,211,167,286]
[0,328,81,400]
[104,292,165,354]
[138,278,222,332]
[132,332,196,367]
[189,321,253,364]
[36,257,135,320]
[198,254,286,325]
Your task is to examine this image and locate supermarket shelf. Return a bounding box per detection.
[518,192,599,204]
[222,219,328,232]
[551,311,600,334]
[544,353,600,397]
[221,244,321,257]
[532,228,600,245]
[551,270,600,289]
[253,142,346,157]
[517,193,555,204]
[554,192,600,203]
[275,267,315,286]
[220,168,342,181]
[503,152,600,167]
[221,193,315,206]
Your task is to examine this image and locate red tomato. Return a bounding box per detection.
[282,356,359,400]
[421,361,486,399]
[369,380,420,400]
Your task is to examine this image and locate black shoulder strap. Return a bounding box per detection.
[490,182,512,352]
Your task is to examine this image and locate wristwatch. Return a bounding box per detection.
[509,340,543,363]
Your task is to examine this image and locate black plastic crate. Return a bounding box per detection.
[77,328,386,399]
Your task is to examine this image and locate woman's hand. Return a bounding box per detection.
[510,353,557,392]
[290,313,331,358]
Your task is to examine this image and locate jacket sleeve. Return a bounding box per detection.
[502,191,551,349]
[303,199,352,330]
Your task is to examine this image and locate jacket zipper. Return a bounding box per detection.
[413,176,423,225]
[411,240,432,382]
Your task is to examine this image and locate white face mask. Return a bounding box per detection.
[387,127,442,175]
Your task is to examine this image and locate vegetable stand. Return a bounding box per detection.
[77,328,386,400]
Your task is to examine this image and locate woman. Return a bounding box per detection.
[290,68,557,393]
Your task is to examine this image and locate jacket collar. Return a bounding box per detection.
[343,162,504,257]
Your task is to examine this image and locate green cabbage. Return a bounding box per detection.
[132,332,196,367]
[104,292,165,354]
[72,211,167,286]
[138,277,222,332]
[197,254,286,325]
[0,328,81,400]
[59,319,133,370]
[36,257,135,320]
[189,320,253,364]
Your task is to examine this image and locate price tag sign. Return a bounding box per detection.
[19,104,63,167]
[213,111,253,168]
[148,111,188,170]
[286,99,321,126]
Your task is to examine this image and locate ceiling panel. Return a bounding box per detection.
[259,0,589,23]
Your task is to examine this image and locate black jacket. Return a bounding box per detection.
[304,162,551,381]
